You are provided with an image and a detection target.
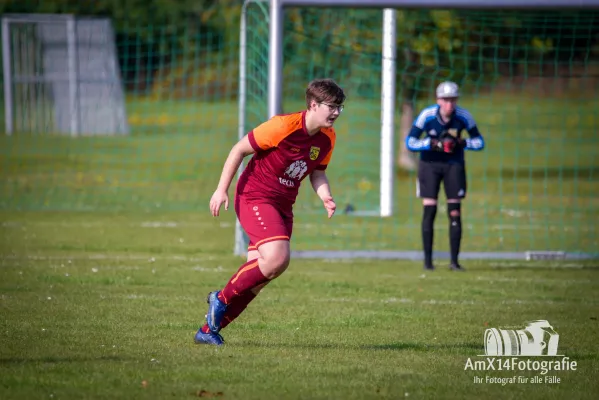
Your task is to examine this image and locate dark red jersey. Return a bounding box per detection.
[236,111,336,211]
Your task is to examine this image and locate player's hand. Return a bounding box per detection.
[430,138,444,152]
[322,195,336,219]
[432,137,456,153]
[442,137,456,153]
[209,189,229,217]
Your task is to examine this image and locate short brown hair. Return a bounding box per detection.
[305,78,346,108]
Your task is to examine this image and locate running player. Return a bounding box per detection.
[195,78,346,345]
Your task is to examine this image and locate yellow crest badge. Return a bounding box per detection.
[448,128,458,137]
[309,146,320,161]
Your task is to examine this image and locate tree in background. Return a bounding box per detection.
[0,0,241,95]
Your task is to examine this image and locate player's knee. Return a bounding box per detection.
[422,198,437,206]
[273,251,291,271]
[261,250,290,279]
[447,202,461,218]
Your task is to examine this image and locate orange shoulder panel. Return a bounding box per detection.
[252,112,303,150]
[319,127,337,166]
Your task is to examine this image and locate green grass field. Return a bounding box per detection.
[1,212,598,399]
[0,92,598,398]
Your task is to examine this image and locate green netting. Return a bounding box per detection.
[0,5,597,256]
[0,15,240,212]
[245,6,599,256]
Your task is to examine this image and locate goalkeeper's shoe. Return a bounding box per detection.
[206,291,227,333]
[450,263,466,272]
[194,329,225,346]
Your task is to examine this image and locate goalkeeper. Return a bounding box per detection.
[406,81,485,271]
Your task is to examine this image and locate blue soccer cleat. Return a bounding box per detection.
[206,291,227,333]
[194,329,225,346]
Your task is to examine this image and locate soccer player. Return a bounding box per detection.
[194,78,346,345]
[406,81,485,271]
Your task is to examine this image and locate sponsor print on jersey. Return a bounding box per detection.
[279,177,295,187]
[284,160,308,180]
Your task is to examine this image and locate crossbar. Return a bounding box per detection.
[280,0,599,8]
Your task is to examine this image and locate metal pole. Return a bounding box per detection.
[268,0,284,117]
[235,0,252,256]
[66,16,79,136]
[380,9,396,217]
[2,18,14,135]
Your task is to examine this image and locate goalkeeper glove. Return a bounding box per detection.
[431,138,456,153]
[430,138,444,152]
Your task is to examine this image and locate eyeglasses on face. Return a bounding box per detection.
[319,102,344,113]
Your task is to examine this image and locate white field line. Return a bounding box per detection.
[1,221,596,232]
[2,255,594,286]
[4,264,230,273]
[499,207,595,220]
[419,275,595,285]
[317,297,598,306]
[2,291,594,306]
[122,293,196,301]
[473,276,594,285]
[500,208,530,218]
[486,261,597,269]
[318,259,595,268]
[0,254,218,263]
[0,254,594,271]
[1,254,593,269]
[412,274,599,285]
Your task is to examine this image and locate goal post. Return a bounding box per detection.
[266,0,398,218]
[237,0,599,259]
[1,13,129,136]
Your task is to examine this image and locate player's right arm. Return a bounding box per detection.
[405,107,437,152]
[209,117,287,217]
[209,135,255,217]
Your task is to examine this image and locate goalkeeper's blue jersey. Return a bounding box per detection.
[406,105,485,164]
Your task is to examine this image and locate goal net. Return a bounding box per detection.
[240,2,599,259]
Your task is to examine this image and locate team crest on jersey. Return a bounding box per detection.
[448,128,458,137]
[309,146,320,161]
[428,129,437,136]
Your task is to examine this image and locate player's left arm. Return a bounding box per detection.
[457,108,485,151]
[310,133,336,218]
[310,169,332,201]
[310,169,335,218]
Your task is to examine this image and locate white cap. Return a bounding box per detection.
[436,81,460,98]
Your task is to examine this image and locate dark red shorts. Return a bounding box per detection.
[235,195,293,251]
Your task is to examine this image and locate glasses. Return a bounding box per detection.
[320,102,344,113]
